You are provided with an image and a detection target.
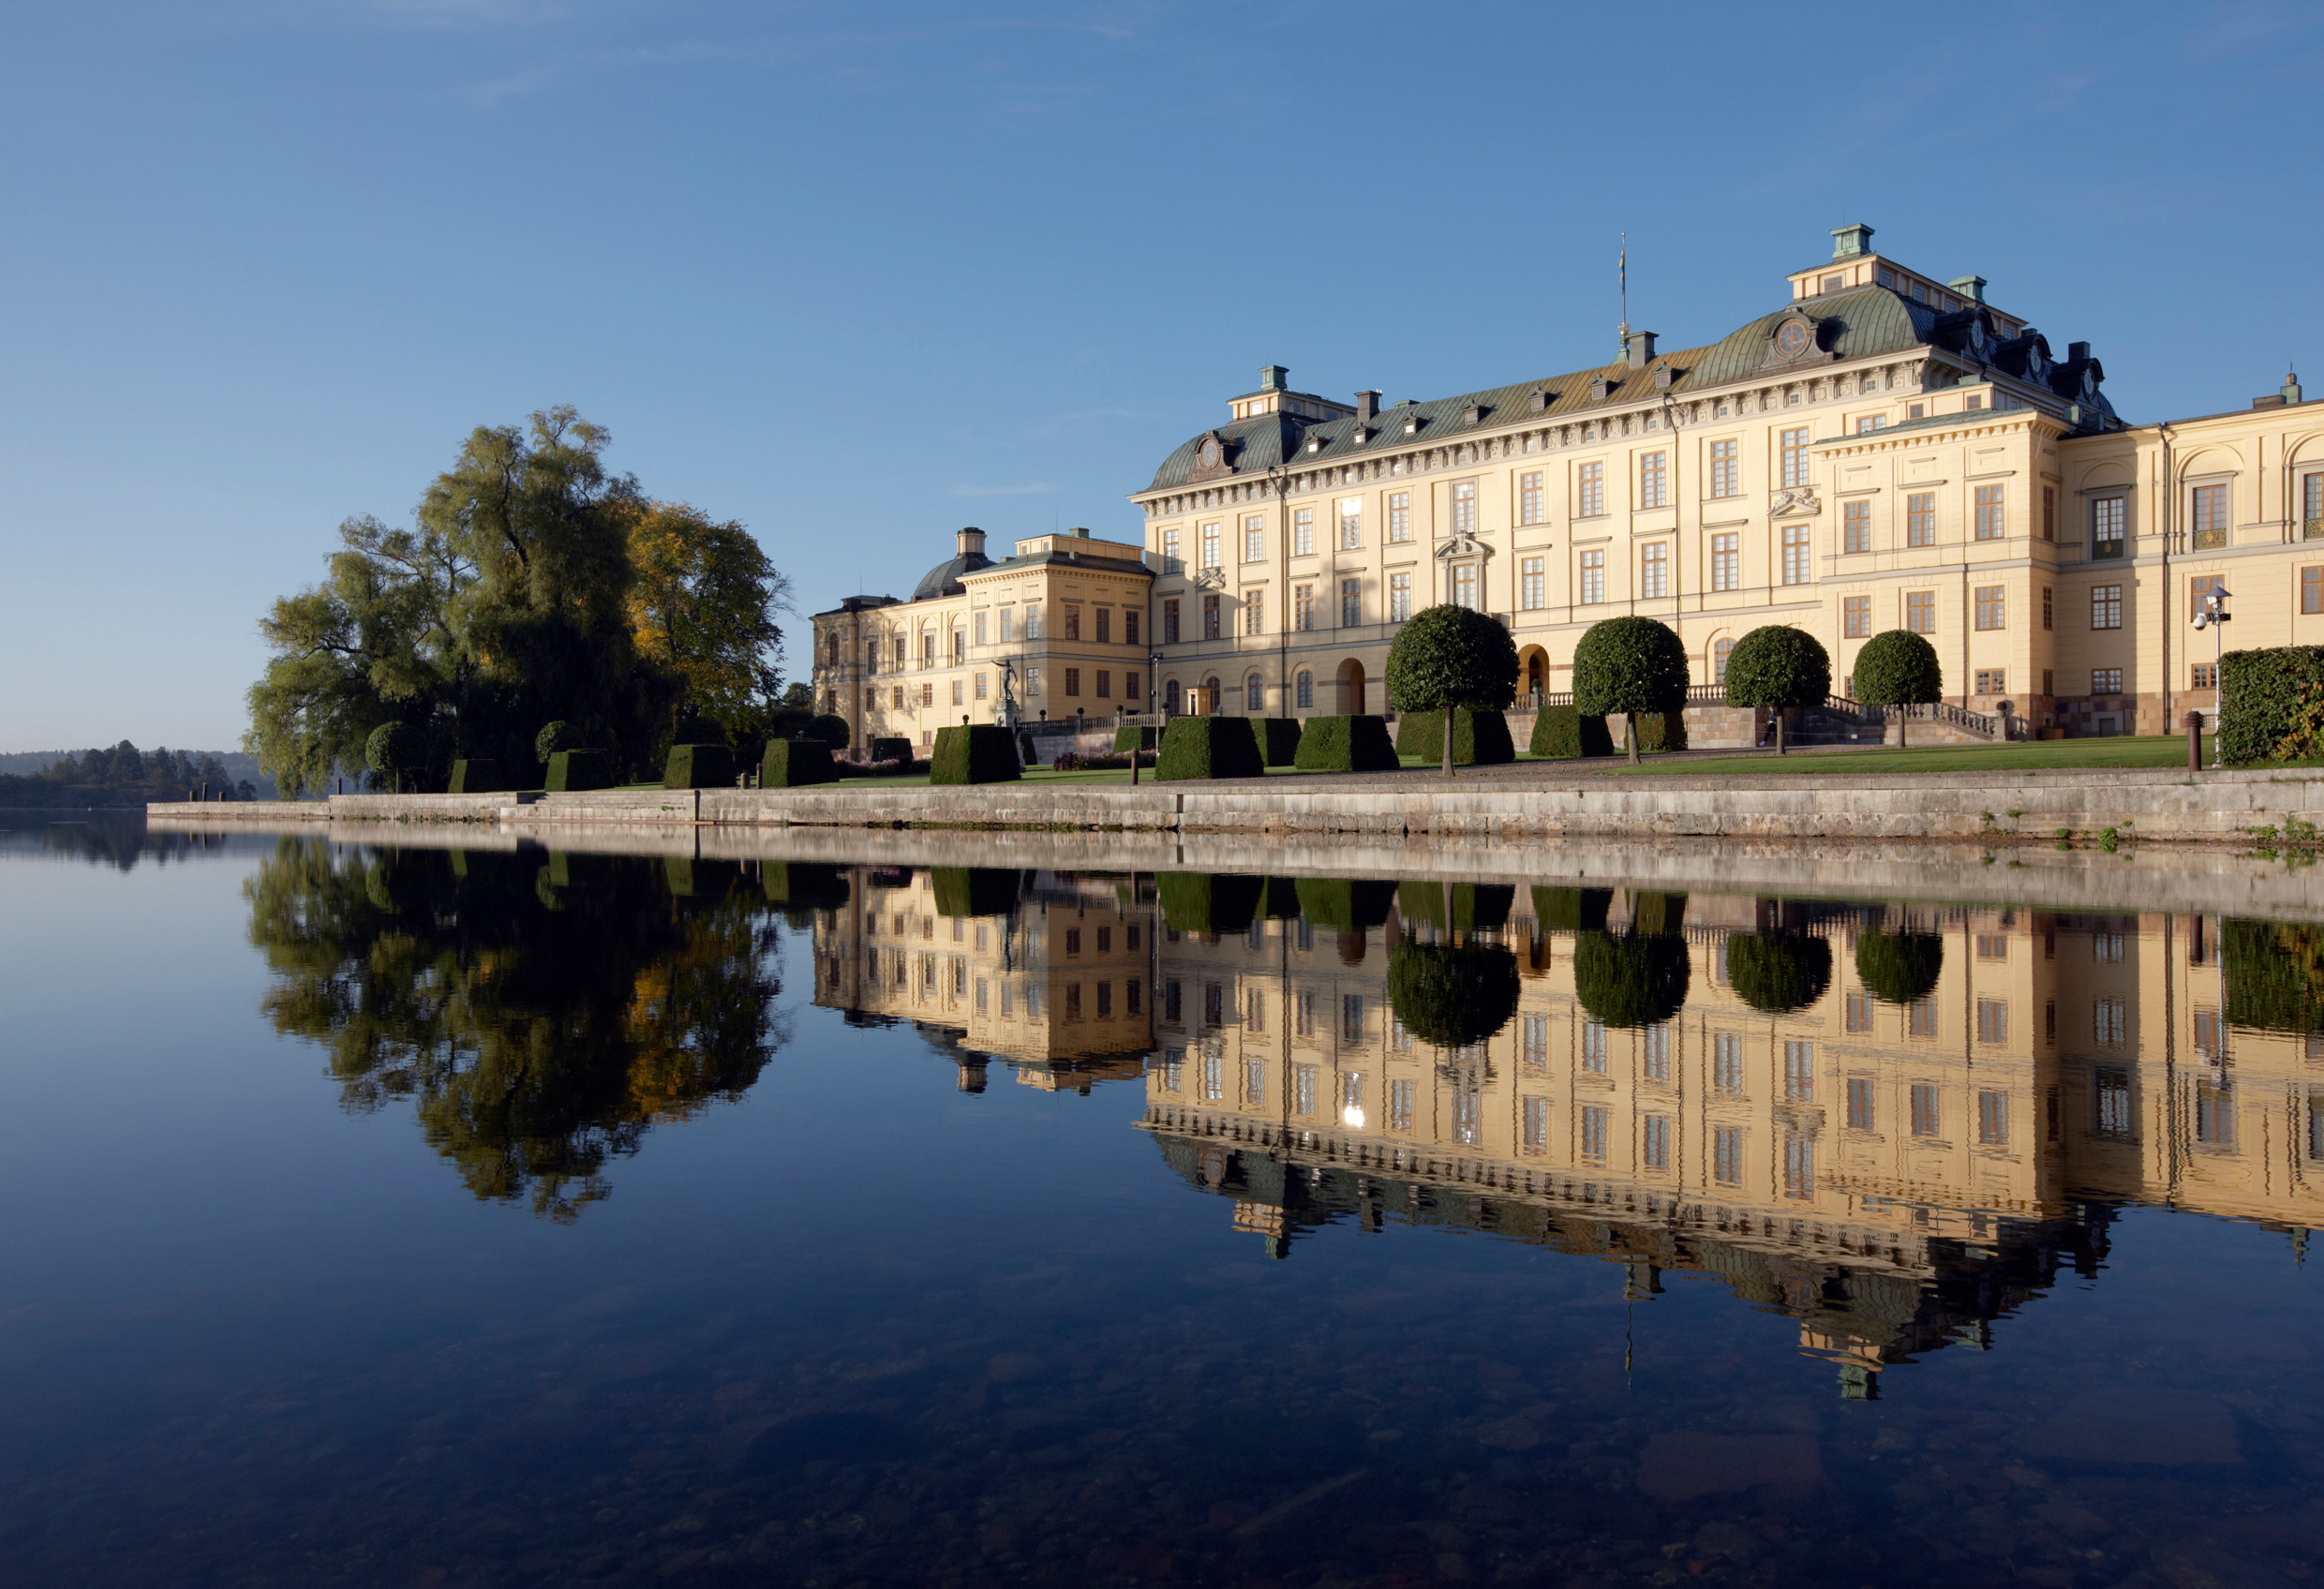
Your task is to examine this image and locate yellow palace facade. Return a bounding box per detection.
[1133,223,2322,737]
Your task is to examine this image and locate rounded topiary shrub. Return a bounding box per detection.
[1855,930,1944,1006]
[1573,616,1688,760]
[1724,626,1833,710]
[1293,715,1399,772]
[1156,716,1264,780]
[1725,931,1834,1014]
[365,720,428,793]
[1386,605,1520,715]
[1385,943,1521,1049]
[807,715,851,750]
[1572,931,1690,1028]
[535,720,582,766]
[1852,629,1943,743]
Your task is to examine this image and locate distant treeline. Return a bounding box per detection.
[0,742,274,808]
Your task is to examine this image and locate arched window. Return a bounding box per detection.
[1296,671,1314,709]
[1165,679,1183,715]
[1246,675,1264,711]
[1202,676,1222,714]
[1713,638,1735,684]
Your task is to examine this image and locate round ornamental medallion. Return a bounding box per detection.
[1199,438,1222,467]
[1775,320,1810,357]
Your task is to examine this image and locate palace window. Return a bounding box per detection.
[1906,590,1936,633]
[892,686,905,708]
[1780,427,1809,486]
[1710,438,1739,497]
[1847,1077,1875,1127]
[975,672,988,700]
[2305,567,2324,614]
[1246,675,1264,710]
[1577,462,1605,516]
[2189,573,2225,623]
[1162,599,1180,644]
[2092,585,2123,630]
[1784,1041,1814,1102]
[1095,608,1110,643]
[1639,452,1667,509]
[1294,584,1314,631]
[1713,1031,1743,1092]
[1844,595,1870,637]
[1125,671,1140,702]
[2043,586,2053,630]
[1338,497,1363,549]
[2306,472,2324,540]
[1911,1084,1941,1138]
[1711,532,1739,592]
[1452,479,1478,536]
[1713,1126,1743,1186]
[1243,591,1263,634]
[1341,579,1362,627]
[2192,483,2229,549]
[1975,484,2005,541]
[1713,637,1734,684]
[950,679,964,705]
[1202,594,1220,639]
[1387,491,1411,543]
[1388,572,1410,621]
[1096,670,1111,698]
[2042,484,2057,542]
[920,682,933,706]
[1521,557,1544,610]
[1641,542,1668,600]
[1907,491,1936,546]
[1292,507,1313,556]
[1974,668,2007,693]
[1519,470,1544,524]
[1064,668,1080,697]
[2191,662,2215,691]
[1642,1115,1670,1172]
[1124,609,1139,645]
[1452,564,1479,609]
[1243,514,1265,562]
[1024,602,1042,639]
[1975,585,2005,631]
[1296,670,1314,708]
[1061,608,1079,643]
[1522,1097,1550,1156]
[1579,550,1605,605]
[2092,497,2127,558]
[1781,523,1811,586]
[2093,667,2123,692]
[1199,521,1220,569]
[1843,498,1870,554]
[1978,1091,2010,1146]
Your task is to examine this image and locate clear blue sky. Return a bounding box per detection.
[4,1,2318,750]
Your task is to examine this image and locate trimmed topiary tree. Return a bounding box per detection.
[930,724,1022,784]
[663,743,736,789]
[1632,710,1688,754]
[807,715,851,750]
[1724,930,1834,1014]
[1253,718,1303,767]
[1855,930,1944,1006]
[447,757,505,794]
[1155,872,1263,937]
[1531,706,1616,760]
[1572,616,1689,764]
[1394,707,1517,766]
[1113,723,1158,753]
[544,750,613,793]
[762,740,840,787]
[1572,930,1691,1028]
[1533,885,1612,934]
[365,720,427,794]
[1156,716,1264,780]
[1397,879,1450,932]
[535,720,581,767]
[1385,604,1519,776]
[1385,943,1521,1048]
[1724,626,1832,755]
[871,736,912,765]
[1293,715,1399,772]
[1852,629,1943,749]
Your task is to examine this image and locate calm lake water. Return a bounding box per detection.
[4,818,2322,1589]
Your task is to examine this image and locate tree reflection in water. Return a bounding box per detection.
[246,839,792,1220]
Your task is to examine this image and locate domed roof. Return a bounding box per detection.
[912,549,992,602]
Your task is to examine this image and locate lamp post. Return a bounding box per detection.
[2191,586,2230,769]
[1132,648,1162,785]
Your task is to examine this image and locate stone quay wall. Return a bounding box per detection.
[151,765,2324,844]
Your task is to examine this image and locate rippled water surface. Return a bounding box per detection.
[3,817,2321,1588]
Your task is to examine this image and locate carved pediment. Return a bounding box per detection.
[1758,313,1837,374]
[1186,431,1239,484]
[1771,488,1822,517]
[1188,566,1227,590]
[1433,533,1495,561]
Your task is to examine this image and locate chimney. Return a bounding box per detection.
[1259,364,1289,392]
[2068,341,2091,364]
[1949,275,1988,304]
[957,527,986,557]
[1830,222,1875,259]
[1624,330,1659,368]
[1072,526,1091,539]
[2287,370,2305,405]
[1355,390,1380,422]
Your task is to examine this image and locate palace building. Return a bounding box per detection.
[815,222,2317,744]
[1132,223,2317,737]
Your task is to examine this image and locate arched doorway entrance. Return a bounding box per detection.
[1518,646,1549,701]
[1200,676,1222,715]
[1336,659,1366,715]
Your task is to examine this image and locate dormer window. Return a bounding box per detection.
[1463,404,1486,424]
[1819,272,1844,294]
[1199,438,1223,468]
[1304,436,1325,453]
[1589,377,1613,401]
[1351,425,1371,444]
[1528,389,1551,411]
[1653,364,1673,390]
[1403,413,1423,436]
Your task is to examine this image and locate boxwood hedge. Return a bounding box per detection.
[545,749,614,793]
[1253,718,1303,766]
[2219,645,2324,763]
[663,743,736,789]
[1155,871,1263,936]
[1530,706,1615,759]
[1394,707,1515,765]
[762,739,840,787]
[447,757,506,794]
[1292,715,1400,772]
[1293,877,1397,932]
[1156,716,1264,780]
[931,724,1021,785]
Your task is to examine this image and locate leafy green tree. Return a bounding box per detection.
[1723,626,1832,755]
[1385,943,1521,1048]
[1385,604,1518,775]
[1572,616,1689,763]
[1855,930,1944,1006]
[619,498,788,732]
[2221,918,2324,1034]
[1725,930,1834,1014]
[1852,629,1943,749]
[365,721,427,794]
[535,720,581,766]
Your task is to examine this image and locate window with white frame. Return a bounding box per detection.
[1388,572,1410,621]
[1711,532,1738,592]
[1199,521,1220,568]
[1387,492,1411,543]
[1579,549,1605,604]
[1710,438,1739,497]
[1292,507,1313,555]
[1577,462,1605,516]
[1781,523,1811,586]
[1521,556,1544,610]
[1243,514,1264,562]
[1641,542,1667,600]
[1640,450,1667,509]
[1518,471,1544,525]
[1452,480,1478,537]
[1339,497,1363,549]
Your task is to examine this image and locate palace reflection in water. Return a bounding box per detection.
[807,863,2324,1396]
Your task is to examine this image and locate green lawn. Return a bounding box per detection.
[1611,735,2227,777]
